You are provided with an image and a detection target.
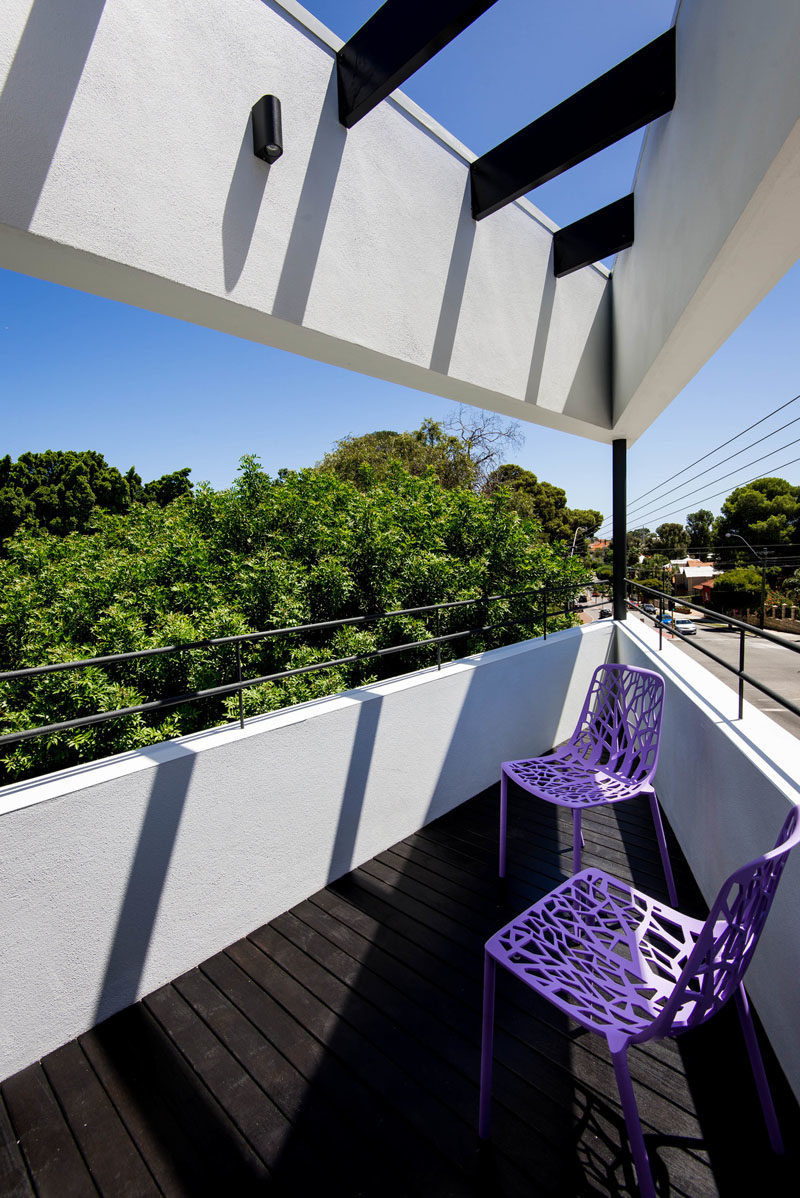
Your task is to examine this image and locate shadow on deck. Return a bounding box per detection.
[2,784,799,1196]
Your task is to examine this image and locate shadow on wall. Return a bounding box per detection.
[422,633,591,826]
[326,691,383,884]
[222,116,271,292]
[523,240,558,406]
[0,0,107,229]
[271,66,346,326]
[565,283,612,426]
[428,176,476,375]
[94,746,195,1024]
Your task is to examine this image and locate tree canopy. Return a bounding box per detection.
[715,478,800,546]
[482,465,602,547]
[0,450,193,545]
[685,509,714,552]
[0,457,589,782]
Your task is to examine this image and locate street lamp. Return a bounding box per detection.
[725,532,767,630]
[570,526,586,557]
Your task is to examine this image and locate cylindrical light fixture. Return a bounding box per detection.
[251,95,283,164]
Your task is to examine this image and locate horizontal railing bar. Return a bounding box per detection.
[0,608,571,749]
[0,582,579,683]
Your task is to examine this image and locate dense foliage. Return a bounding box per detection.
[316,419,477,490]
[482,465,602,547]
[715,478,800,546]
[0,456,589,781]
[0,450,193,544]
[710,565,765,609]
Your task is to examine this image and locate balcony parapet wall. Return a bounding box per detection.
[0,624,612,1081]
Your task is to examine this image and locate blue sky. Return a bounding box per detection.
[2,0,799,528]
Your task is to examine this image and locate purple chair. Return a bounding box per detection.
[500,664,677,905]
[479,806,800,1198]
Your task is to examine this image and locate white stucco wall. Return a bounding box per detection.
[617,620,800,1104]
[612,0,800,438]
[0,0,611,440]
[0,623,612,1080]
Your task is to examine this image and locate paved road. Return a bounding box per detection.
[628,612,800,739]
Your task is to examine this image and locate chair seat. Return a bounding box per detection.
[503,752,650,809]
[486,868,705,1041]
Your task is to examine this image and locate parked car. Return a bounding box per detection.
[599,608,612,619]
[659,615,697,635]
[642,603,657,615]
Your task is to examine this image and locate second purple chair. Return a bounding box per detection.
[500,663,677,904]
[479,806,800,1197]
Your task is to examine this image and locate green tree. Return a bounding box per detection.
[716,478,800,546]
[142,467,193,507]
[712,566,763,609]
[0,457,589,783]
[316,419,477,490]
[483,465,601,545]
[0,450,193,545]
[685,509,714,554]
[650,523,688,558]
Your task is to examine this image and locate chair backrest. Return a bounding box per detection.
[650,805,800,1039]
[569,664,664,786]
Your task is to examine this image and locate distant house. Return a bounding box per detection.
[694,579,715,604]
[673,559,720,594]
[590,539,610,552]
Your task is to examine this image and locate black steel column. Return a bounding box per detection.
[612,439,627,622]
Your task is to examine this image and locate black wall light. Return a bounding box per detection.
[251,95,283,164]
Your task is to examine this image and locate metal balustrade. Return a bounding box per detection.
[627,578,800,722]
[0,582,586,750]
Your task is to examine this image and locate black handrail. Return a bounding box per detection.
[626,578,800,721]
[0,582,585,750]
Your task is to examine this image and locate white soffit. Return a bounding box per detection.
[0,0,612,442]
[1,0,797,445]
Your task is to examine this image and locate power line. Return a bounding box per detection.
[594,390,800,537]
[595,438,800,537]
[624,411,800,523]
[618,453,800,529]
[619,434,800,529]
[624,390,800,508]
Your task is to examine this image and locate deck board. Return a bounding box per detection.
[2,781,799,1196]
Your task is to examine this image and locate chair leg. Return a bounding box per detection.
[499,772,508,878]
[735,984,784,1154]
[573,808,582,873]
[648,793,678,906]
[611,1046,656,1198]
[478,954,496,1139]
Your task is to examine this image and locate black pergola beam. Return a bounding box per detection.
[553,194,635,277]
[471,28,675,220]
[337,0,499,129]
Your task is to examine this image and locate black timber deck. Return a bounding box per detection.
[2,784,799,1197]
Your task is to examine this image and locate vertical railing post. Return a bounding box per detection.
[612,439,627,623]
[236,641,244,730]
[435,607,441,671]
[543,584,548,640]
[658,591,663,650]
[738,628,746,719]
